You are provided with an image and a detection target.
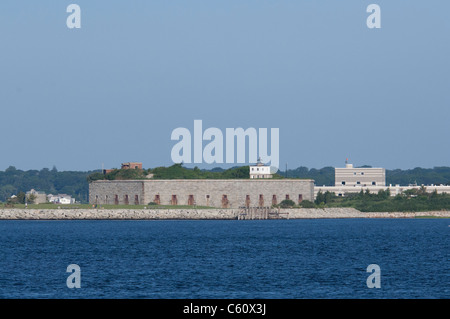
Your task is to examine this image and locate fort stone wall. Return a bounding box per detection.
[89,179,315,208]
[89,180,146,205]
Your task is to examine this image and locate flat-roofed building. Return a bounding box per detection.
[335,163,385,187]
[250,158,273,179]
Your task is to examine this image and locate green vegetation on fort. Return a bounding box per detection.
[87,168,150,181]
[151,164,254,179]
[87,163,284,181]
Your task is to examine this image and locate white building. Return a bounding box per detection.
[315,184,450,198]
[335,162,385,187]
[315,160,449,198]
[47,194,75,204]
[250,158,273,179]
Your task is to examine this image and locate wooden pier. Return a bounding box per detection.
[237,207,289,220]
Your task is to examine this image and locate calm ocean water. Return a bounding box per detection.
[0,219,448,299]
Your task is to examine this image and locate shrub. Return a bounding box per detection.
[279,199,295,208]
[87,172,106,182]
[299,200,315,208]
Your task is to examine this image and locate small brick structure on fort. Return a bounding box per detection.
[103,162,143,175]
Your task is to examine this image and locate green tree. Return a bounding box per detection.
[299,200,315,208]
[87,172,105,182]
[27,193,37,204]
[315,190,325,205]
[279,199,295,208]
[324,191,336,203]
[377,189,390,200]
[315,190,336,205]
[16,191,26,204]
[430,189,439,199]
[418,185,427,196]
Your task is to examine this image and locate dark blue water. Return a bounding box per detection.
[0,219,448,299]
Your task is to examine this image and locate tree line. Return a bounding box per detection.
[1,164,450,204]
[0,166,92,203]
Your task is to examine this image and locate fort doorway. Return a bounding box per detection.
[188,195,194,206]
[272,195,277,206]
[222,195,229,208]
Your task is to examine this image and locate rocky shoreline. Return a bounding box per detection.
[0,208,449,220]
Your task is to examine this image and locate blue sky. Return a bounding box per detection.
[0,1,449,171]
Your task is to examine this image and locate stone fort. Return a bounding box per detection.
[89,179,314,208]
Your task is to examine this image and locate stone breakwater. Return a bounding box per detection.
[283,208,450,219]
[0,209,238,220]
[0,208,449,220]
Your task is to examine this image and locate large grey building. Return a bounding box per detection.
[89,179,315,208]
[335,163,385,187]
